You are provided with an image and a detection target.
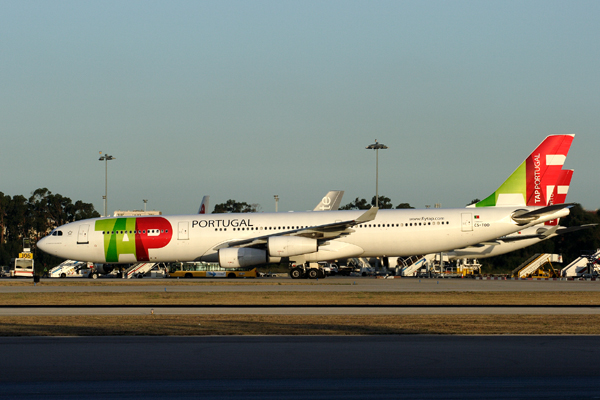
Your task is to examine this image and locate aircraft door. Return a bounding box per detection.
[461,213,473,232]
[77,224,90,244]
[178,221,189,240]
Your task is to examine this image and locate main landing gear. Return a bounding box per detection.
[289,263,325,279]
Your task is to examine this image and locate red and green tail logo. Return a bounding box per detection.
[475,135,574,207]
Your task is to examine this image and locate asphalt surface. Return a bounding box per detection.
[3,277,600,398]
[2,276,600,292]
[2,336,600,399]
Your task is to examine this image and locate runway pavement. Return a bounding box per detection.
[2,336,600,399]
[3,278,600,398]
[2,276,600,292]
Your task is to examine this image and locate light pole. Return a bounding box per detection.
[274,195,279,212]
[143,199,148,212]
[366,140,388,208]
[98,152,115,217]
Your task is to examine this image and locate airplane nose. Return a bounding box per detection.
[37,236,49,254]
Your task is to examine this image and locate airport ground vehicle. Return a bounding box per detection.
[9,254,34,278]
[168,262,257,278]
[49,260,94,278]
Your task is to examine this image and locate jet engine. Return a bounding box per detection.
[94,264,114,275]
[268,236,317,257]
[218,248,267,268]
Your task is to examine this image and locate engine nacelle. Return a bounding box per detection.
[218,248,267,268]
[94,264,114,275]
[268,236,317,257]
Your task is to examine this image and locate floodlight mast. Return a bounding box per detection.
[365,140,388,208]
[98,152,115,217]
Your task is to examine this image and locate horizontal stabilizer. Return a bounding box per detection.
[499,225,559,242]
[511,203,574,225]
[556,224,598,235]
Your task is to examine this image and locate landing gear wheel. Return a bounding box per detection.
[290,268,303,279]
[307,269,319,279]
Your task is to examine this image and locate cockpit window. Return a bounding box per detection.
[51,230,63,236]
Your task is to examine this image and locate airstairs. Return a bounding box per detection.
[346,258,375,276]
[561,249,600,277]
[126,262,157,279]
[512,254,563,278]
[398,254,437,277]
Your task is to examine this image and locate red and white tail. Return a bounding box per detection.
[473,134,574,207]
[545,169,573,226]
[198,195,210,214]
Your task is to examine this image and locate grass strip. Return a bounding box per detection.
[0,279,321,286]
[1,315,600,336]
[2,291,600,306]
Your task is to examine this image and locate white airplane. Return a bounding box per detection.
[37,135,575,269]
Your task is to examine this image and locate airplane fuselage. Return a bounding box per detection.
[37,206,568,265]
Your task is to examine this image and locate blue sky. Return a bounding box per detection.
[1,0,599,215]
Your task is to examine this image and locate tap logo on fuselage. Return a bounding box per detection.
[95,217,173,262]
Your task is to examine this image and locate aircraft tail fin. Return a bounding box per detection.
[313,191,344,211]
[545,169,573,226]
[198,195,210,214]
[472,134,574,207]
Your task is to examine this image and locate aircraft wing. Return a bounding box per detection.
[213,207,378,250]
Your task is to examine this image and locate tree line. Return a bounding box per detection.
[211,196,414,213]
[0,188,100,268]
[2,191,597,274]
